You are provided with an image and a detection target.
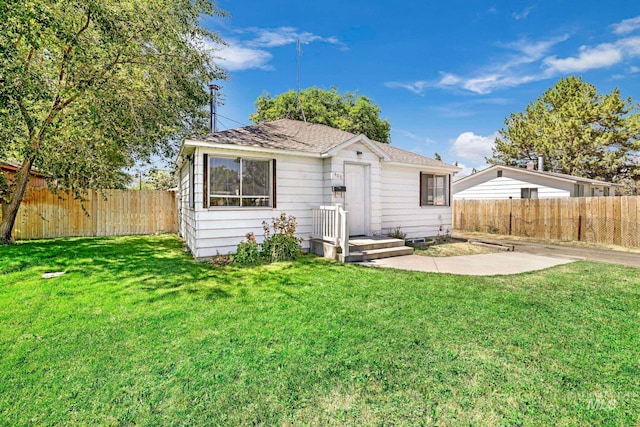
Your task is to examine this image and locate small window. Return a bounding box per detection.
[604,187,610,197]
[574,184,584,197]
[521,188,538,199]
[188,156,195,208]
[420,173,450,206]
[497,170,503,178]
[209,156,274,207]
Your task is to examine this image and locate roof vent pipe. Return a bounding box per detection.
[538,156,544,171]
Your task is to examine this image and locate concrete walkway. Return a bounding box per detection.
[357,252,576,276]
[455,233,640,268]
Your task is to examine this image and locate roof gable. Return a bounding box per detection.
[323,134,390,160]
[454,165,620,187]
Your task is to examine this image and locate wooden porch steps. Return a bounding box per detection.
[345,237,413,262]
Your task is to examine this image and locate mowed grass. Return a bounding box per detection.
[1,235,639,425]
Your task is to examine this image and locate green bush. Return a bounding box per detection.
[261,213,302,262]
[233,233,261,264]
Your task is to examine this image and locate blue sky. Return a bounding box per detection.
[203,0,640,175]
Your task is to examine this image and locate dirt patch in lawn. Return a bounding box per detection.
[415,242,501,257]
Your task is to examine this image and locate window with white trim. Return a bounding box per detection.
[208,157,273,207]
[420,173,450,206]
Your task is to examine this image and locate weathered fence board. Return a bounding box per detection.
[1,188,177,240]
[454,196,640,248]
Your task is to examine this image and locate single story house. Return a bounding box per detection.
[1,160,49,188]
[453,164,621,200]
[176,119,459,260]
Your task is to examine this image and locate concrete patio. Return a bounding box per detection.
[356,252,577,276]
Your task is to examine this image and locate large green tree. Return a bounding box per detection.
[0,0,226,244]
[488,76,640,182]
[249,87,392,143]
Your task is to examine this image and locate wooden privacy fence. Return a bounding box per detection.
[2,188,177,240]
[454,196,640,248]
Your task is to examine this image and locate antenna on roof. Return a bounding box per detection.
[209,84,220,133]
[295,38,307,122]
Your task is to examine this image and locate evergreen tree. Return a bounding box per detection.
[488,76,640,182]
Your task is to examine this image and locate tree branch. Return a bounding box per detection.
[15,98,34,138]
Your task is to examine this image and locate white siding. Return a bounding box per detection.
[453,170,572,200]
[381,164,453,238]
[177,154,197,254]
[178,141,458,260]
[190,147,324,259]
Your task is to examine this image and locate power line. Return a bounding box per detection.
[216,117,230,131]
[217,114,247,127]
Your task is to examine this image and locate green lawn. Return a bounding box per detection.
[1,235,639,425]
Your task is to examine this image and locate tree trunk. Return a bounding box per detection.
[0,157,34,244]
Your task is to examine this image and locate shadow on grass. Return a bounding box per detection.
[0,235,349,303]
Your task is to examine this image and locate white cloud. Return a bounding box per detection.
[203,39,273,71]
[617,36,640,56]
[438,72,539,95]
[543,36,640,73]
[209,26,342,72]
[384,81,429,95]
[498,35,570,68]
[544,43,623,73]
[611,16,640,35]
[453,162,479,178]
[386,29,640,96]
[450,131,498,165]
[244,27,342,48]
[512,6,533,20]
[386,36,566,95]
[438,73,462,85]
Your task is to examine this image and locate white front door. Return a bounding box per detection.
[344,163,367,236]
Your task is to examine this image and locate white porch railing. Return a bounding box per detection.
[311,204,349,258]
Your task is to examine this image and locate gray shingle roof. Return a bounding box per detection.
[188,119,457,169]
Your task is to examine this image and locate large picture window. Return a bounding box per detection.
[420,173,450,206]
[208,157,273,207]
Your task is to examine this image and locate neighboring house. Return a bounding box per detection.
[453,164,621,200]
[1,160,49,188]
[176,119,459,260]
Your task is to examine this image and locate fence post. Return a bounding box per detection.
[577,215,582,241]
[508,197,513,236]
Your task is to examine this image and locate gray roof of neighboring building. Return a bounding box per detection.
[187,119,457,169]
[455,164,622,187]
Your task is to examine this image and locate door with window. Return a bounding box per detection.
[344,164,367,236]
